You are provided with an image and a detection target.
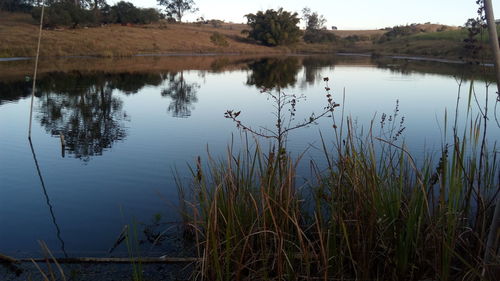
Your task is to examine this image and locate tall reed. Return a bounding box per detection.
[179,83,499,280]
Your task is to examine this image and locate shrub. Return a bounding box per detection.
[110,1,140,24]
[303,29,338,43]
[243,8,302,46]
[210,32,229,47]
[209,19,224,28]
[378,25,420,43]
[107,1,161,25]
[137,8,161,24]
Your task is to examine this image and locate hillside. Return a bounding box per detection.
[0,12,488,61]
[0,12,293,57]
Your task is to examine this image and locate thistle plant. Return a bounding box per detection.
[224,77,340,156]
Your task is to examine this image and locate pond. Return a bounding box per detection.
[0,54,498,258]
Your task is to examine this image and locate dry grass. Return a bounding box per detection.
[332,29,386,38]
[0,12,289,58]
[0,12,476,61]
[331,24,459,38]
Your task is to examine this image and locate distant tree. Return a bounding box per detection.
[301,7,326,31]
[110,1,139,24]
[137,8,161,24]
[301,7,336,43]
[377,25,420,43]
[91,0,107,11]
[32,1,97,28]
[1,0,34,12]
[87,0,107,20]
[243,8,302,46]
[157,0,198,22]
[108,1,160,24]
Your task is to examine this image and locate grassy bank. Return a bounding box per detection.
[1,12,493,61]
[179,84,499,280]
[342,24,500,60]
[0,12,290,58]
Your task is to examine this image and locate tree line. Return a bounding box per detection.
[29,0,163,27]
[2,0,198,27]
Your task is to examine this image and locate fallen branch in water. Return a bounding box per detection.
[0,253,18,264]
[21,256,199,264]
[0,253,199,264]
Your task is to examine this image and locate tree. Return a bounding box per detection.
[110,1,140,24]
[301,7,326,31]
[157,0,197,22]
[0,0,34,12]
[108,1,161,24]
[301,7,336,43]
[243,8,302,46]
[31,1,97,28]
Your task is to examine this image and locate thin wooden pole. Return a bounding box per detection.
[484,0,500,94]
[482,0,500,276]
[28,4,44,139]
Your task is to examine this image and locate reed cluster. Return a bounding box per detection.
[179,87,499,280]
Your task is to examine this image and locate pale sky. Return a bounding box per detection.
[110,0,500,30]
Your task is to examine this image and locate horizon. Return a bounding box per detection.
[108,0,500,30]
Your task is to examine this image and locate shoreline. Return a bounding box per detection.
[4,52,494,71]
[0,51,476,66]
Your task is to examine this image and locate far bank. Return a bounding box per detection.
[0,12,492,62]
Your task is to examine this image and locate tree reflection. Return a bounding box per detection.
[38,80,127,161]
[161,71,200,118]
[246,57,301,89]
[29,71,176,161]
[107,73,164,94]
[0,80,33,105]
[301,56,337,87]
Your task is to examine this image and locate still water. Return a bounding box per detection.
[0,55,498,257]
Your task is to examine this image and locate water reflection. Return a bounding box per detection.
[0,80,32,105]
[301,56,337,87]
[246,57,301,89]
[161,71,200,118]
[372,57,494,81]
[107,73,163,94]
[28,138,67,257]
[0,56,494,162]
[37,74,128,162]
